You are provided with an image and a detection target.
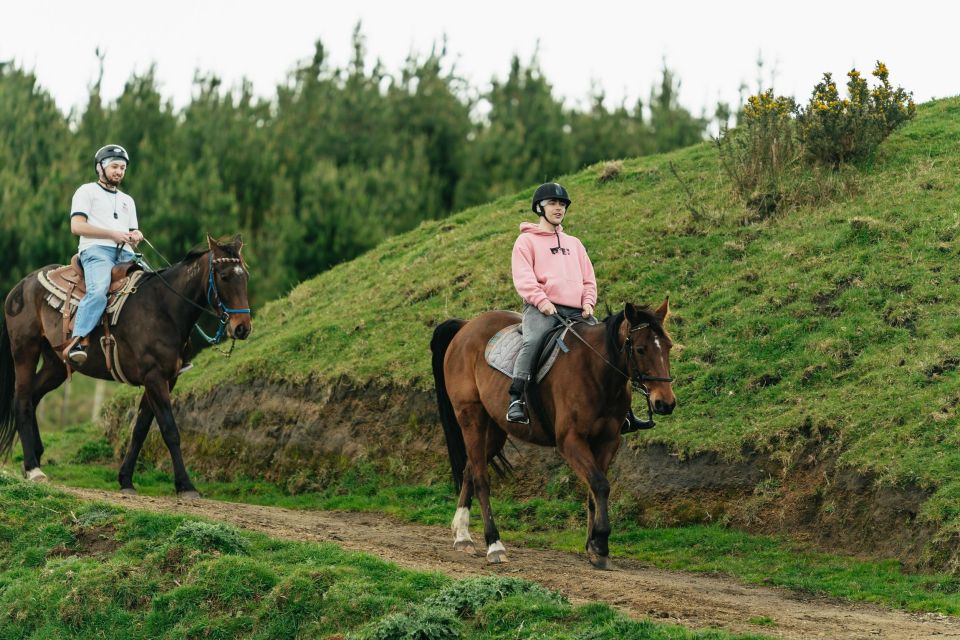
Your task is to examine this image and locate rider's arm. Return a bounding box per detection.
[70,215,129,244]
[511,236,549,309]
[577,239,597,309]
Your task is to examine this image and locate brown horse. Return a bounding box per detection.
[0,235,252,496]
[431,300,675,568]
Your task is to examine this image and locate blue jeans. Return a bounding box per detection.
[511,303,596,381]
[72,244,134,339]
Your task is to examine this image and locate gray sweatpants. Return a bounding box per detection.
[511,303,597,381]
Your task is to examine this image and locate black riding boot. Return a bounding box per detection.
[506,377,529,424]
[623,408,655,433]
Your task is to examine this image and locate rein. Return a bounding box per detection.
[555,314,673,424]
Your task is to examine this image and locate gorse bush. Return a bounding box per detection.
[716,89,800,217]
[798,61,916,167]
[717,61,914,217]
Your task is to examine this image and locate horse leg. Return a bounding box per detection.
[117,392,155,495]
[29,347,69,464]
[452,426,506,555]
[458,405,507,563]
[143,374,198,498]
[451,468,476,553]
[557,431,617,569]
[11,342,45,480]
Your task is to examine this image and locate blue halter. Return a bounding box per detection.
[196,252,251,345]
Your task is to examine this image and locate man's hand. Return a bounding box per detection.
[110,230,132,244]
[582,303,594,318]
[128,230,144,247]
[538,301,557,316]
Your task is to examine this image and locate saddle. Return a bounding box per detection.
[484,323,571,383]
[38,255,145,356]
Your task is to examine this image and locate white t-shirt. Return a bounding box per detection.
[70,182,139,252]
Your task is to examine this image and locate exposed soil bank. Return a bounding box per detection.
[103,379,946,570]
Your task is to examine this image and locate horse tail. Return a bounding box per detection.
[431,319,468,493]
[0,312,17,459]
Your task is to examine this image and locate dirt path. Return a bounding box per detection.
[63,486,959,640]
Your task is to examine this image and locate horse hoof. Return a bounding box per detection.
[120,487,138,496]
[25,468,48,483]
[453,539,476,554]
[486,550,508,564]
[588,553,612,570]
[177,490,202,500]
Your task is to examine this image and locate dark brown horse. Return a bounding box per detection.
[431,300,675,568]
[0,235,252,496]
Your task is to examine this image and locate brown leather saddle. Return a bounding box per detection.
[44,255,142,300]
[38,256,145,358]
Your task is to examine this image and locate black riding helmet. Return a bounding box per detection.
[94,144,130,171]
[531,182,571,215]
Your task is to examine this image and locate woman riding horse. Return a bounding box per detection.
[432,182,675,567]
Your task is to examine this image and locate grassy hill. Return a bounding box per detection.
[107,97,960,558]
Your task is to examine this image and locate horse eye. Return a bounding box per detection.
[635,346,645,354]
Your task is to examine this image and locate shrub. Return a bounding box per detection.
[716,90,800,217]
[797,61,916,167]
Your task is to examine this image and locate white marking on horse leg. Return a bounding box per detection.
[25,467,48,482]
[486,540,508,563]
[452,507,475,552]
[451,506,471,535]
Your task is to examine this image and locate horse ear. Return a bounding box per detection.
[207,234,218,251]
[624,302,637,323]
[654,297,670,325]
[232,234,244,252]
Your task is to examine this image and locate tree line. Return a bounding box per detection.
[0,27,712,304]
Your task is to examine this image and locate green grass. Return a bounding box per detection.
[7,420,960,616]
[104,98,960,537]
[0,476,769,640]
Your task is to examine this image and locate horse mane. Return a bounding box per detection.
[603,305,666,356]
[149,239,242,277]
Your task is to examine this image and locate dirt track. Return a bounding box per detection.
[64,486,960,640]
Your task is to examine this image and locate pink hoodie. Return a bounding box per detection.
[512,222,597,310]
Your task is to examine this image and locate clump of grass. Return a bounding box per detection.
[353,605,463,640]
[425,575,566,618]
[172,520,249,555]
[597,160,624,183]
[71,439,114,464]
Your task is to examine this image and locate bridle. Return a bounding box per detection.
[135,238,250,351]
[202,253,251,346]
[556,314,673,422]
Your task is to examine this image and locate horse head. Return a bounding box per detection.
[206,234,253,340]
[622,298,676,415]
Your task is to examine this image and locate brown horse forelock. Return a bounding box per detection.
[602,306,667,357]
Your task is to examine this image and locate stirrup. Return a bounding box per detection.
[67,342,87,366]
[623,414,655,433]
[506,399,529,424]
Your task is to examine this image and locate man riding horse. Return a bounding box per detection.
[65,144,142,366]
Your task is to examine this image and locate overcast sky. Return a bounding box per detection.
[2,1,957,118]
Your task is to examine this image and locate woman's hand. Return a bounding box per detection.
[538,301,557,316]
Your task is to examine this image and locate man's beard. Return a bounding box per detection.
[100,173,122,188]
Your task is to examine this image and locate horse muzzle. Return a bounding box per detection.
[652,397,676,415]
[229,318,252,340]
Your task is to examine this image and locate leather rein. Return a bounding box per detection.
[555,314,673,423]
